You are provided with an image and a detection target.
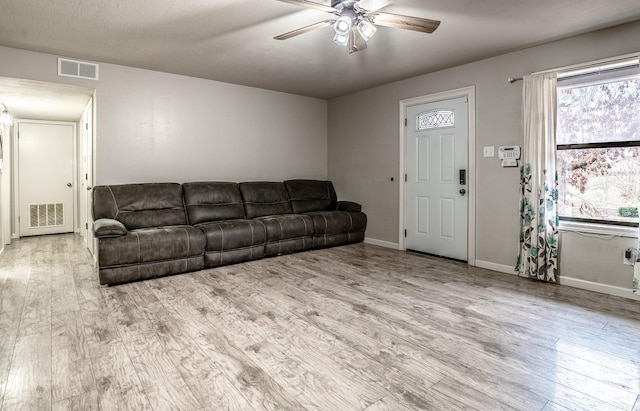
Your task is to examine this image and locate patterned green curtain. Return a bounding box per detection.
[634,223,639,293]
[516,73,559,282]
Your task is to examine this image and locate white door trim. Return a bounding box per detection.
[399,86,476,266]
[85,95,97,257]
[13,119,78,238]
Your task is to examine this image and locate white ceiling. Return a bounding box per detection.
[1,0,640,116]
[0,77,93,122]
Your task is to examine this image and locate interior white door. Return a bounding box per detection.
[18,122,74,237]
[78,98,95,254]
[79,110,88,242]
[406,97,468,260]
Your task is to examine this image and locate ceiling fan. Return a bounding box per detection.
[274,0,440,53]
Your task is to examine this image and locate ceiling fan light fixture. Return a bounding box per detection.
[333,32,350,46]
[356,20,377,41]
[273,0,441,54]
[334,16,352,36]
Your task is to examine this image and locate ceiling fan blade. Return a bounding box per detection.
[274,20,334,40]
[355,0,397,12]
[348,27,367,53]
[371,12,440,33]
[275,0,337,13]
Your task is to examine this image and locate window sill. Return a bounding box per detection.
[559,220,639,238]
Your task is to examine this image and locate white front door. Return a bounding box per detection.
[18,121,75,237]
[406,97,468,260]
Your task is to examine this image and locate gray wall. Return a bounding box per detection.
[559,232,636,290]
[328,20,640,291]
[0,46,328,185]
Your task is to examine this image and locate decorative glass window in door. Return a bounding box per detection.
[417,110,455,130]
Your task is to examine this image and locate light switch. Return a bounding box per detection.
[483,146,495,158]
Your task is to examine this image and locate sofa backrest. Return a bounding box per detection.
[93,183,187,230]
[182,182,245,224]
[239,182,293,218]
[284,179,337,213]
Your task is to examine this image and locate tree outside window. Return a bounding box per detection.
[556,72,640,226]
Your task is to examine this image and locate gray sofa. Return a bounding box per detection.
[93,180,366,285]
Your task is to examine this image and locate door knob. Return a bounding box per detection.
[67,183,72,187]
[87,186,93,191]
[459,189,466,195]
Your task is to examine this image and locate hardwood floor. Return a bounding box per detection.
[0,234,639,410]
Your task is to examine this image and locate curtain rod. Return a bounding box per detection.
[506,52,640,84]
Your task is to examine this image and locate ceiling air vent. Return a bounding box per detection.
[58,58,99,80]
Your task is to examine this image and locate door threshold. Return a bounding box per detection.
[406,249,467,264]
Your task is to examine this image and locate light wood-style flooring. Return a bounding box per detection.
[0,234,639,410]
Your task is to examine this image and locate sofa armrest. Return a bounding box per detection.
[336,201,362,213]
[93,218,128,238]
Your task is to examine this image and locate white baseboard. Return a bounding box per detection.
[559,276,640,301]
[475,260,639,300]
[475,260,517,275]
[364,237,401,250]
[374,248,640,301]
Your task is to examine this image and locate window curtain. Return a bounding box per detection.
[634,228,639,293]
[516,72,559,282]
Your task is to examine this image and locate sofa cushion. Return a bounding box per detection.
[196,219,266,251]
[196,219,266,268]
[239,182,293,218]
[183,182,245,224]
[284,180,337,213]
[306,210,367,235]
[93,183,187,230]
[256,214,314,242]
[257,214,315,257]
[98,225,205,268]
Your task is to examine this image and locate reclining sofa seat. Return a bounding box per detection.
[92,183,205,285]
[283,179,367,247]
[182,182,266,267]
[239,181,314,256]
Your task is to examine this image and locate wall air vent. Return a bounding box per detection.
[58,58,99,80]
[30,203,64,228]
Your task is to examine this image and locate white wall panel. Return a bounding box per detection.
[440,198,455,239]
[417,137,430,181]
[417,196,430,235]
[440,133,455,183]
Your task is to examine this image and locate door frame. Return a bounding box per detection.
[399,86,476,265]
[85,95,97,257]
[13,119,78,238]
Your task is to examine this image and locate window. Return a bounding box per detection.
[417,110,455,130]
[556,59,640,227]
